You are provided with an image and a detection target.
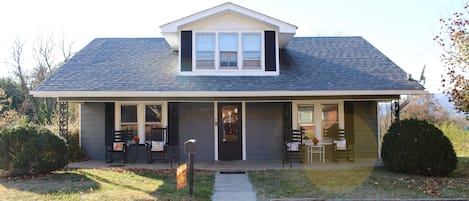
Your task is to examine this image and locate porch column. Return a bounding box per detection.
[58,100,69,141]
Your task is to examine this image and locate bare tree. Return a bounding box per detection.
[31,34,55,87]
[7,33,75,125]
[8,38,34,117]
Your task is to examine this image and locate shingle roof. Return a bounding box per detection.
[33,37,424,95]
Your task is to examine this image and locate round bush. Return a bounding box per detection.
[0,125,68,176]
[381,119,457,176]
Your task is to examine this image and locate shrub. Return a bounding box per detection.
[0,125,68,176]
[381,119,457,176]
[67,129,85,161]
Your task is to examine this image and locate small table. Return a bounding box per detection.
[304,144,325,163]
[128,143,146,163]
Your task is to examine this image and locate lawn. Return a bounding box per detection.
[250,157,469,201]
[0,168,215,201]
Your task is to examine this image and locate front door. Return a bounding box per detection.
[218,103,242,160]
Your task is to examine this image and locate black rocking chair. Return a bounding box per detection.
[283,128,304,167]
[146,127,168,163]
[105,130,134,163]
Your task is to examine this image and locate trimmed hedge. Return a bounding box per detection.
[381,119,457,176]
[0,125,68,176]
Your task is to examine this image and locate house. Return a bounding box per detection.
[31,2,424,162]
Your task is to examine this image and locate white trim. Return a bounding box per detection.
[30,90,427,98]
[78,103,82,147]
[242,101,246,160]
[293,100,344,141]
[160,2,296,50]
[191,31,268,74]
[377,103,382,159]
[115,101,168,142]
[160,2,297,33]
[214,101,218,161]
[114,103,121,131]
[137,104,145,144]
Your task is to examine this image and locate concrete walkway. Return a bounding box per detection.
[211,171,257,201]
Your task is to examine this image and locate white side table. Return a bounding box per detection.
[305,144,325,163]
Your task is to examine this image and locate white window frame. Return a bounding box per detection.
[192,31,265,74]
[292,100,344,142]
[242,32,262,70]
[115,102,167,143]
[195,32,215,70]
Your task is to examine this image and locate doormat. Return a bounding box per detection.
[220,171,245,174]
[109,164,124,167]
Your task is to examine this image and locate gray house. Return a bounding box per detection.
[31,2,424,162]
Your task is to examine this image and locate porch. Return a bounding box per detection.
[68,158,383,171]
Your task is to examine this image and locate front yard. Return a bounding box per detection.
[0,158,468,201]
[250,157,469,201]
[0,168,215,201]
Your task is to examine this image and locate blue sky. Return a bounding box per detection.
[0,0,465,92]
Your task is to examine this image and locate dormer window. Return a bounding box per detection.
[196,33,215,69]
[161,2,297,75]
[219,33,238,69]
[242,33,261,69]
[194,32,263,71]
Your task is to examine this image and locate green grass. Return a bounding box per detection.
[0,168,215,201]
[250,157,469,201]
[440,122,469,157]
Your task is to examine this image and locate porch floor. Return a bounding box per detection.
[68,158,383,171]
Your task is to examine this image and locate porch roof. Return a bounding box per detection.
[31,37,424,98]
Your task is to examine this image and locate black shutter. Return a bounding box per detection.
[104,102,115,147]
[168,102,179,146]
[180,31,192,72]
[264,31,277,71]
[344,102,354,145]
[283,102,292,142]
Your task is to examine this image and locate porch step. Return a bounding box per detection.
[211,172,257,201]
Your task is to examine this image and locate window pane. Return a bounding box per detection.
[242,33,261,51]
[220,52,237,67]
[121,105,137,123]
[242,33,261,68]
[299,106,314,124]
[322,104,339,138]
[196,33,215,69]
[196,33,214,51]
[298,105,315,139]
[145,105,162,123]
[219,33,238,51]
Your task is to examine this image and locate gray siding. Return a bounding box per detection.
[246,103,283,160]
[350,101,378,158]
[81,102,106,160]
[179,103,214,161]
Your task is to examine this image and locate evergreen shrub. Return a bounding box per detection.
[0,125,68,176]
[381,119,457,176]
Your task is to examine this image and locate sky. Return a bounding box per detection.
[0,0,466,93]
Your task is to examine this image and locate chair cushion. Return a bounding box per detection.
[287,142,300,151]
[334,139,347,150]
[151,141,165,152]
[113,142,124,151]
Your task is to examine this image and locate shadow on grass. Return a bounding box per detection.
[0,171,99,194]
[0,167,214,201]
[250,158,469,201]
[125,168,215,201]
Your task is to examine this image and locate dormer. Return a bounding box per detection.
[160,2,297,76]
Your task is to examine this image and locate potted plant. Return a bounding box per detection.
[312,137,319,145]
